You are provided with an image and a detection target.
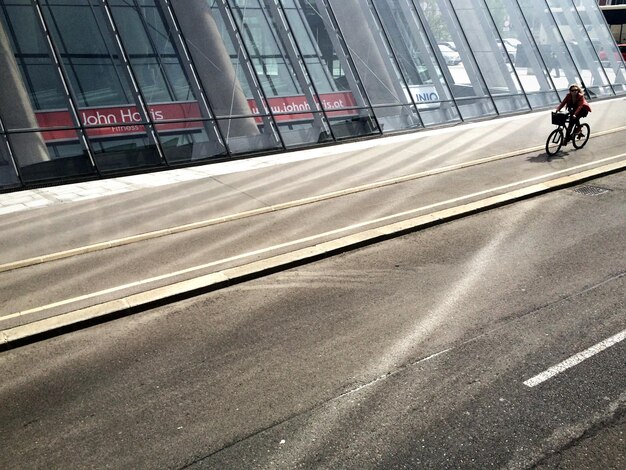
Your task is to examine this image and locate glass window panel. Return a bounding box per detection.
[283,0,333,95]
[326,109,378,140]
[517,0,581,95]
[609,25,619,43]
[283,0,380,139]
[229,0,301,97]
[8,130,96,184]
[449,0,529,114]
[0,133,21,190]
[286,6,343,96]
[170,0,282,154]
[87,131,161,173]
[109,0,227,160]
[576,0,626,94]
[485,0,560,109]
[546,0,613,98]
[420,0,497,119]
[215,115,278,154]
[156,122,227,164]
[41,1,136,107]
[273,112,334,147]
[228,0,333,148]
[0,3,95,184]
[0,2,71,130]
[328,0,422,132]
[109,0,194,103]
[372,0,461,126]
[41,1,171,173]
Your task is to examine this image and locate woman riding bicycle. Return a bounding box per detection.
[555,83,591,145]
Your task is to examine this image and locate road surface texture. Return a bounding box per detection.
[1,168,624,469]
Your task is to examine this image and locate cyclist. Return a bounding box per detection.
[555,83,591,145]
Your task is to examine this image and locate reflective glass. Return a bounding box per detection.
[108,0,227,161]
[227,0,332,148]
[110,0,183,102]
[371,0,461,126]
[322,110,378,140]
[41,0,163,171]
[449,0,529,114]
[86,128,159,174]
[272,112,334,146]
[285,0,380,139]
[0,1,68,122]
[156,121,226,164]
[0,2,96,183]
[9,130,94,184]
[41,1,136,108]
[328,0,422,132]
[0,132,21,190]
[612,24,626,44]
[281,0,335,94]
[229,0,302,97]
[484,0,559,109]
[546,0,613,98]
[419,0,496,119]
[215,115,279,153]
[517,0,580,95]
[0,0,623,191]
[170,0,282,154]
[576,0,626,94]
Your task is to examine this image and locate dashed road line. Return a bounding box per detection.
[524,329,626,387]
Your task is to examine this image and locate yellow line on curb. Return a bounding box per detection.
[3,157,626,346]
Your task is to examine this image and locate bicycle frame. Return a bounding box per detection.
[545,112,590,157]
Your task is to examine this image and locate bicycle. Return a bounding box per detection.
[545,111,590,156]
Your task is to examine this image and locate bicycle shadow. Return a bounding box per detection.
[527,151,567,163]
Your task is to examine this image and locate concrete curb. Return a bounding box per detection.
[2,159,625,350]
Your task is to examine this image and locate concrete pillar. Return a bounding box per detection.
[328,0,402,108]
[170,0,259,136]
[0,18,49,166]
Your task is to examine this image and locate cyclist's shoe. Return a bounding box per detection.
[563,137,569,146]
[577,131,584,139]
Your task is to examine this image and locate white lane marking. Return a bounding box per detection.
[524,329,626,387]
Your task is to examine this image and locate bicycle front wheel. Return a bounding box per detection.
[572,123,590,149]
[545,128,564,156]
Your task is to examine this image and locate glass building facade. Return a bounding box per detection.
[1,0,625,192]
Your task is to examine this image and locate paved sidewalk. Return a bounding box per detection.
[0,143,359,215]
[2,97,626,347]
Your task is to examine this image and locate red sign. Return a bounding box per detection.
[35,92,358,142]
[248,92,358,122]
[36,101,203,142]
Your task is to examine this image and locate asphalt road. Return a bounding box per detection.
[1,171,624,469]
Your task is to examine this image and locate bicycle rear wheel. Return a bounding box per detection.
[572,123,590,149]
[545,128,564,156]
